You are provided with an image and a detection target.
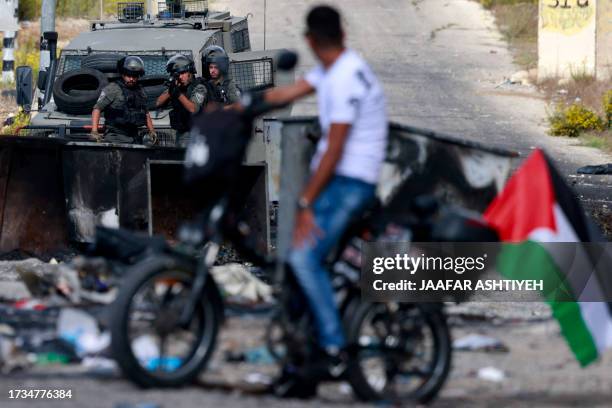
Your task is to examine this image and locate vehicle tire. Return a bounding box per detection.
[66,89,98,98]
[82,53,124,73]
[105,72,121,82]
[344,302,451,404]
[110,255,221,388]
[53,68,108,115]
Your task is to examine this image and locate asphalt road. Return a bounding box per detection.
[219,0,611,234]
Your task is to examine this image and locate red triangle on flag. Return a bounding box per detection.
[484,149,556,241]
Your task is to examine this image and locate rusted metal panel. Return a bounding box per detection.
[62,146,186,242]
[0,134,271,256]
[62,149,121,242]
[146,160,269,252]
[379,123,515,215]
[0,142,68,255]
[147,159,203,240]
[276,118,517,262]
[0,147,12,235]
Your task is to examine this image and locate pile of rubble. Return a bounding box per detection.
[0,255,275,375]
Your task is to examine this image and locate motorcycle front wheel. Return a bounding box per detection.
[110,255,221,388]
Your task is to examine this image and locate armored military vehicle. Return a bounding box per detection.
[32,0,254,128]
[1,0,293,256]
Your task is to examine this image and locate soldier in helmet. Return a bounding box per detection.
[202,46,240,106]
[91,56,156,144]
[156,54,207,147]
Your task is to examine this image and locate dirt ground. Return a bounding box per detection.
[2,303,612,408]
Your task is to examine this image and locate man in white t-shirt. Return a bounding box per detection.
[263,5,388,396]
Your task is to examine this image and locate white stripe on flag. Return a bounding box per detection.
[578,301,612,354]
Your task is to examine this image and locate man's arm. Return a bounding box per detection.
[156,90,170,108]
[226,81,241,104]
[300,123,350,205]
[91,109,101,131]
[91,85,115,138]
[145,112,155,133]
[176,94,198,113]
[264,79,315,105]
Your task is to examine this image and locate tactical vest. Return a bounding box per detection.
[205,79,233,105]
[104,81,147,130]
[169,79,201,132]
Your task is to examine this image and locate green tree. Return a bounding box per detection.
[18,0,42,20]
[19,0,126,20]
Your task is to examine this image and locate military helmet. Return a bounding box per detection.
[202,45,229,79]
[166,54,195,75]
[118,56,145,77]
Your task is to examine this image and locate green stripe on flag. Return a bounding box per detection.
[549,302,598,366]
[497,241,598,366]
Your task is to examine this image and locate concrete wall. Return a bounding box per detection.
[538,0,598,79]
[596,0,612,79]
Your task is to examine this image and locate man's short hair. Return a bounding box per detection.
[305,5,343,47]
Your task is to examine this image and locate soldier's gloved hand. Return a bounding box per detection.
[169,83,182,100]
[91,129,103,142]
[143,131,158,146]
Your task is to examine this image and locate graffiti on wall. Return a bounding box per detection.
[541,0,595,34]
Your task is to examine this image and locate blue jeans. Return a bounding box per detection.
[288,175,376,349]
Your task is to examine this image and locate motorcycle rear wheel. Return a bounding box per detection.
[344,302,451,404]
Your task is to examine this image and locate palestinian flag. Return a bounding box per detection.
[484,149,612,366]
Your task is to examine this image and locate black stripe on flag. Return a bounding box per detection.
[543,152,612,312]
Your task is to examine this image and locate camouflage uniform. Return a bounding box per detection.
[94,81,148,144]
[208,78,240,105]
[164,79,208,147]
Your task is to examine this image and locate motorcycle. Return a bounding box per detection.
[107,51,498,404]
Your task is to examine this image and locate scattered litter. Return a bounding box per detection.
[225,346,275,365]
[13,299,48,311]
[0,324,15,337]
[82,356,118,374]
[0,336,14,364]
[132,335,159,363]
[35,352,70,365]
[477,366,506,383]
[32,338,79,363]
[244,372,273,385]
[509,70,529,85]
[453,334,509,352]
[14,256,119,305]
[494,78,511,89]
[132,335,181,372]
[57,308,108,357]
[211,263,273,303]
[577,164,612,175]
[339,382,352,395]
[145,357,182,372]
[0,340,32,374]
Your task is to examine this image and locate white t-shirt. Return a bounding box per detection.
[304,49,388,185]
